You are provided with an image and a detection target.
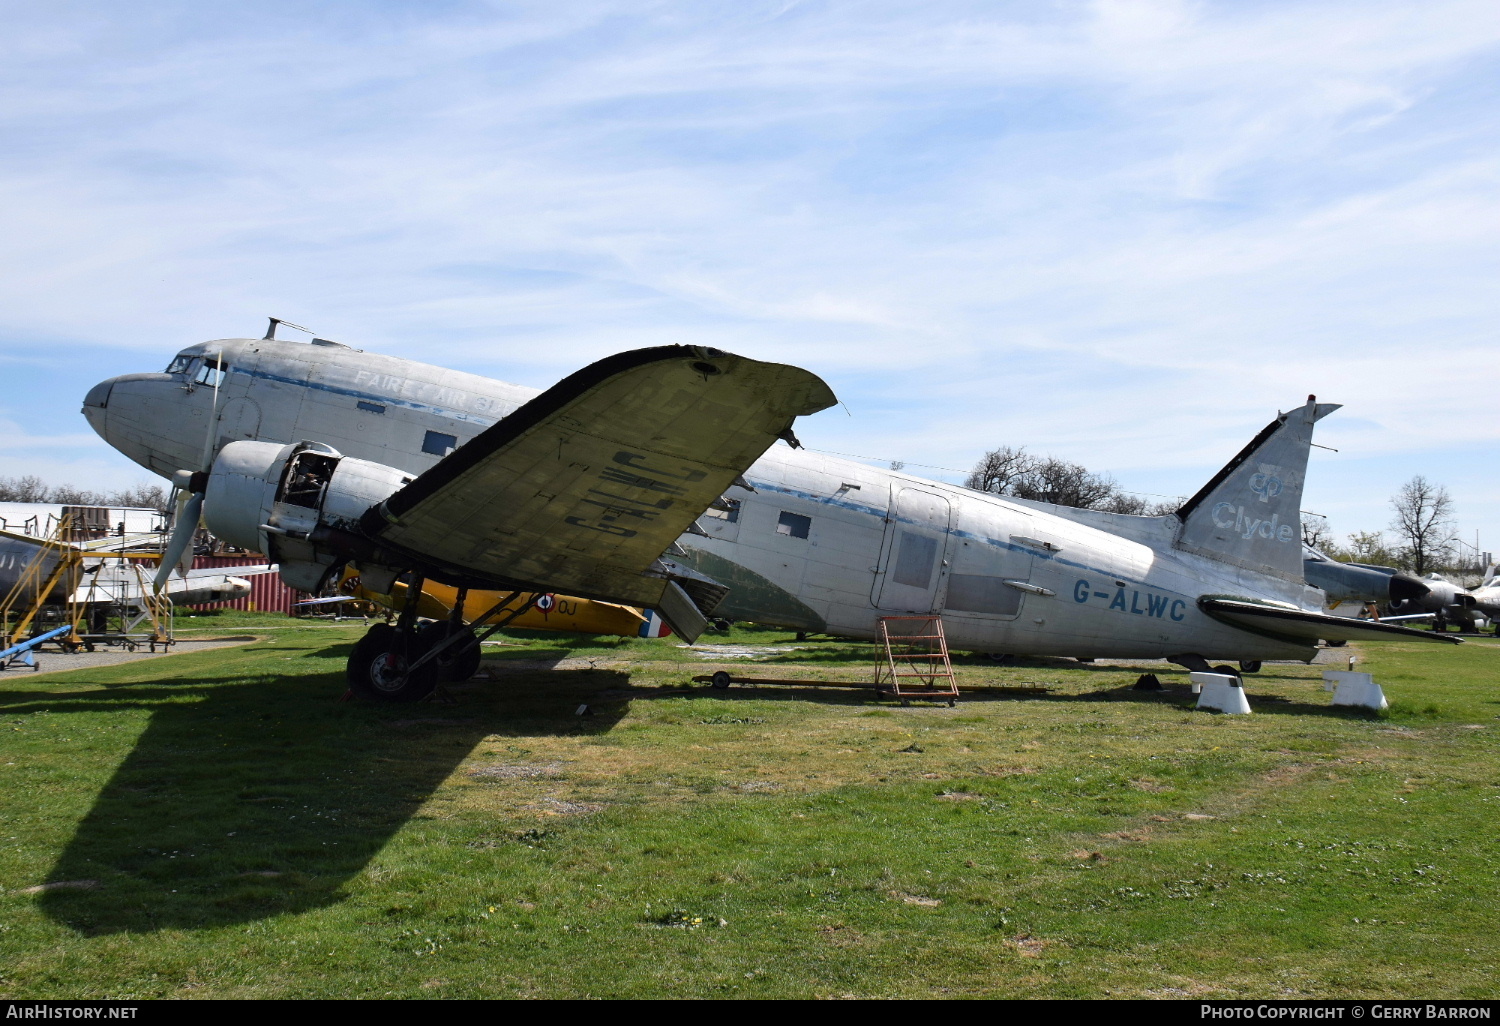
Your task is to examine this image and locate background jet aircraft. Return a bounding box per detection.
[1382,573,1485,633]
[1301,547,1430,610]
[1470,567,1500,629]
[81,325,1458,701]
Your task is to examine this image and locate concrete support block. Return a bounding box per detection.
[1322,669,1373,693]
[1191,672,1251,714]
[1324,670,1388,710]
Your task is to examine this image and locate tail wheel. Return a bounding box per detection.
[417,620,482,682]
[348,624,440,702]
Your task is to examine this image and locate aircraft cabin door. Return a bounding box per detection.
[874,488,953,613]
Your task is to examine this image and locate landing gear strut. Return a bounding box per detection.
[346,580,539,701]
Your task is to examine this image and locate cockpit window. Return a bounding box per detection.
[165,354,197,375]
[193,359,228,387]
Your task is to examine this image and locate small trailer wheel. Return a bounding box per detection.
[710,671,733,689]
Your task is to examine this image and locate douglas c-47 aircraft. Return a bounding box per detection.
[81,323,1458,701]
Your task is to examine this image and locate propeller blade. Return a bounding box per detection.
[153,491,204,593]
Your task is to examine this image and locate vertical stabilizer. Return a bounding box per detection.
[1174,397,1340,581]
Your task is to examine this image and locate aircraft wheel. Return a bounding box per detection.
[710,671,733,689]
[348,625,439,703]
[1239,660,1262,673]
[417,620,482,682]
[1211,664,1239,678]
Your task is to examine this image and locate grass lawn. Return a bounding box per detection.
[1,613,1497,999]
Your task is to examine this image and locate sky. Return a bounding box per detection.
[1,0,1496,556]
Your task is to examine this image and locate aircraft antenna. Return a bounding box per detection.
[263,317,314,340]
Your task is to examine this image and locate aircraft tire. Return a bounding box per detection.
[1239,660,1262,673]
[417,620,482,682]
[1211,664,1239,678]
[348,625,440,703]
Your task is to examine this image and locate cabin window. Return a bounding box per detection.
[945,574,1022,616]
[776,511,810,539]
[357,401,386,415]
[193,360,227,387]
[422,430,458,456]
[891,531,938,588]
[165,354,196,375]
[704,498,740,523]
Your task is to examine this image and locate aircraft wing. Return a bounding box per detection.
[184,564,277,579]
[1200,598,1463,645]
[357,345,836,615]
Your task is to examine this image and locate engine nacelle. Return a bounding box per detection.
[204,440,412,592]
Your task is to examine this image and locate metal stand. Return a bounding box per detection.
[873,615,958,706]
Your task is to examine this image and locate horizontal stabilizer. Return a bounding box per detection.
[1201,598,1462,645]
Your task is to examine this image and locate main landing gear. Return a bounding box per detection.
[347,622,443,703]
[345,578,533,702]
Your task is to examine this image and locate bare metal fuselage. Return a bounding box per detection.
[83,337,1318,661]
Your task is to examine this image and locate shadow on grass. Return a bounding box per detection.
[617,672,1377,720]
[4,651,628,936]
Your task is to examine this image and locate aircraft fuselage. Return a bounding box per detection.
[84,337,1321,661]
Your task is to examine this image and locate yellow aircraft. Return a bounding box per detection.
[311,569,676,691]
[338,568,669,638]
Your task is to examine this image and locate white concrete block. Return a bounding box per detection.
[1330,680,1388,710]
[1191,672,1251,714]
[1322,669,1373,693]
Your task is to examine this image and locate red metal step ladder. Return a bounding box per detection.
[874,615,958,706]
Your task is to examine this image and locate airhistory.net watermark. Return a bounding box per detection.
[5,1008,137,1019]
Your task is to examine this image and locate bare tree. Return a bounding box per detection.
[1012,456,1118,508]
[108,483,170,511]
[0,476,170,510]
[965,445,1033,494]
[0,475,50,502]
[966,445,1170,514]
[1301,514,1332,550]
[49,485,106,506]
[1389,476,1455,575]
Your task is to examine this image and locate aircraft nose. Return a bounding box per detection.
[83,378,114,410]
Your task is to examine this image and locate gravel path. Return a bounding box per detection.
[0,636,258,679]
